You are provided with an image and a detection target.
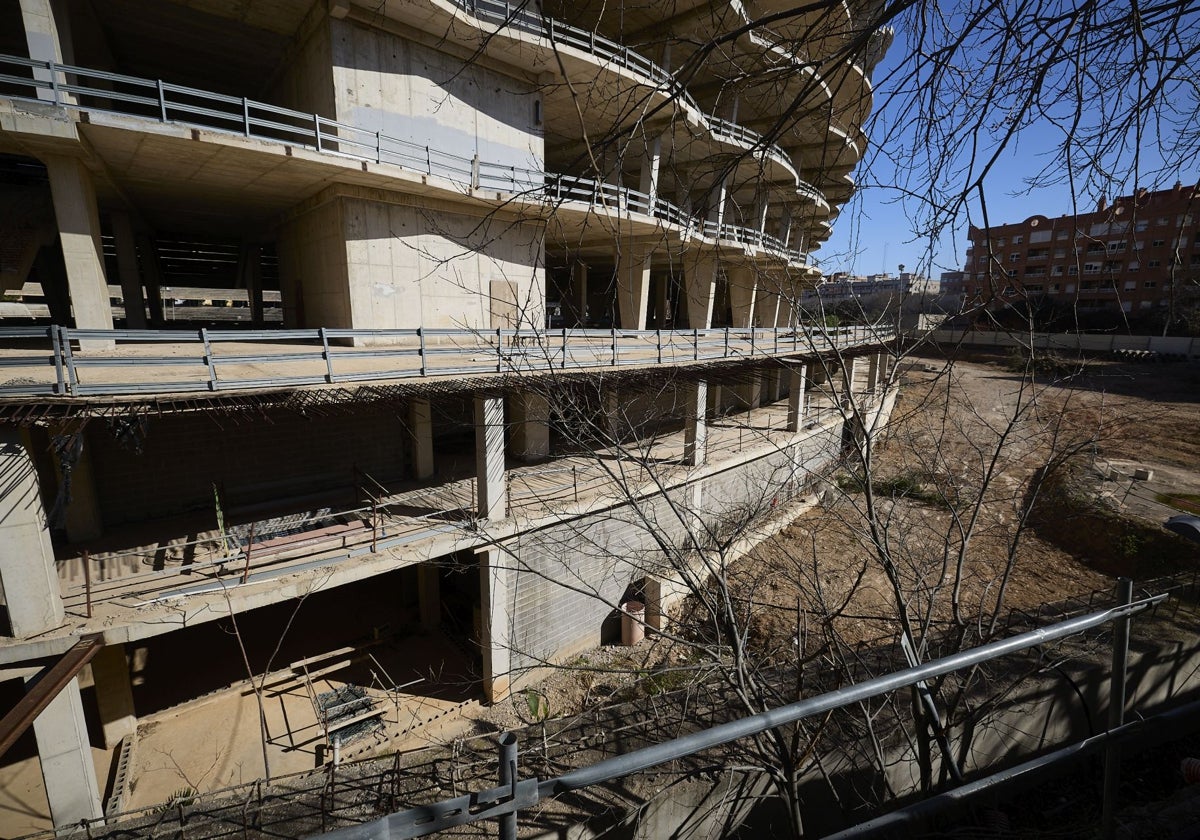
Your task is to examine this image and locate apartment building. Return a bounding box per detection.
[0,0,894,832]
[964,181,1200,325]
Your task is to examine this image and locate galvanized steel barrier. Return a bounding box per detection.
[312,590,1162,840]
[0,324,892,397]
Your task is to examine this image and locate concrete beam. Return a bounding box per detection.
[507,392,550,462]
[0,429,65,638]
[475,396,506,520]
[29,676,102,827]
[408,399,435,480]
[90,644,135,749]
[615,245,652,331]
[786,364,807,432]
[20,0,65,103]
[43,156,113,347]
[683,380,708,466]
[638,135,661,202]
[479,546,511,702]
[109,212,146,329]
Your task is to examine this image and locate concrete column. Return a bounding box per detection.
[754,286,779,330]
[238,243,265,326]
[479,546,512,702]
[408,399,435,480]
[110,212,146,329]
[754,192,770,240]
[638,135,662,203]
[787,364,807,432]
[708,178,729,230]
[20,0,65,103]
[91,644,136,748]
[135,234,166,327]
[615,245,652,330]
[727,267,756,328]
[417,563,440,630]
[653,275,670,328]
[507,392,550,462]
[30,675,103,827]
[780,209,794,249]
[683,380,708,466]
[567,261,588,327]
[737,373,762,411]
[685,256,719,329]
[876,352,890,390]
[43,156,114,345]
[867,353,881,394]
[0,429,65,637]
[475,396,506,520]
[775,291,795,330]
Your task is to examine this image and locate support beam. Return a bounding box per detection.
[238,243,265,326]
[683,380,708,466]
[754,285,779,329]
[507,392,550,462]
[867,353,881,394]
[31,676,102,827]
[135,234,166,327]
[43,156,113,346]
[684,256,719,330]
[0,429,65,637]
[727,267,756,328]
[615,245,652,330]
[638,135,662,202]
[479,547,512,702]
[567,261,587,327]
[787,364,807,432]
[109,212,146,329]
[475,396,506,520]
[91,644,135,749]
[408,399,435,480]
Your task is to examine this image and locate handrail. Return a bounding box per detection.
[455,0,800,180]
[0,324,894,398]
[0,53,822,263]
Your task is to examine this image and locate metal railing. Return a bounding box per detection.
[0,324,892,397]
[314,589,1162,840]
[0,53,822,261]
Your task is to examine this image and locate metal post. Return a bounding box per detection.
[498,733,518,840]
[418,327,427,376]
[241,522,256,584]
[314,114,322,152]
[657,328,662,364]
[560,327,568,369]
[611,326,617,366]
[157,79,167,122]
[82,549,92,619]
[320,327,335,383]
[1101,576,1133,839]
[242,97,250,137]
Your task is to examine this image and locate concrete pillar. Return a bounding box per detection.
[0,429,65,637]
[737,373,762,411]
[727,267,756,328]
[20,0,65,103]
[408,399,435,480]
[615,245,652,330]
[754,285,779,329]
[683,380,708,466]
[110,212,146,329]
[685,256,719,330]
[867,353,881,394]
[780,209,794,249]
[775,291,795,330]
[507,392,550,462]
[653,275,670,328]
[417,563,440,630]
[876,352,890,390]
[30,675,103,827]
[238,243,265,326]
[754,192,770,241]
[567,261,588,327]
[135,234,166,327]
[638,135,662,203]
[475,396,506,520]
[91,644,136,748]
[43,156,114,346]
[479,546,512,702]
[787,364,807,432]
[708,178,729,230]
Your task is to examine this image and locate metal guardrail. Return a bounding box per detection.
[0,52,818,263]
[0,324,892,397]
[313,590,1163,840]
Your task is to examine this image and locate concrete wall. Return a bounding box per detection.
[502,415,849,680]
[270,18,336,118]
[278,189,545,332]
[933,329,1200,358]
[329,18,543,177]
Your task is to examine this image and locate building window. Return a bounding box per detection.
[1152,239,1165,247]
[1013,235,1024,244]
[1053,248,1066,258]
[1050,283,1061,292]
[1134,240,1144,251]
[1141,300,1153,309]
[1025,284,1043,293]
[1148,259,1161,268]
[1128,261,1140,271]
[1108,241,1126,252]
[1190,254,1200,266]
[1056,229,1069,240]
[1083,263,1101,274]
[1006,270,1017,278]
[1144,280,1157,288]
[1180,215,1193,226]
[1051,265,1064,276]
[1068,265,1078,275]
[1135,220,1148,232]
[1124,280,1136,290]
[1156,217,1169,226]
[1030,230,1051,243]
[1009,252,1019,262]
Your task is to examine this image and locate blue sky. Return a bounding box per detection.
[817,6,1200,280]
